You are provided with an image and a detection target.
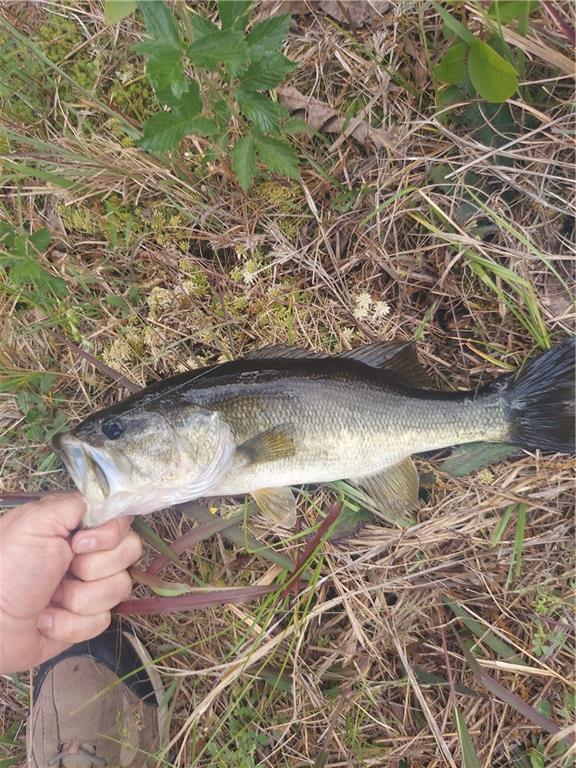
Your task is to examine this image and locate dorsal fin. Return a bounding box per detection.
[246,341,434,389]
[338,342,434,389]
[246,345,329,360]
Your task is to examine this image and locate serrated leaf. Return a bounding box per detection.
[231,135,256,190]
[188,30,248,76]
[434,42,468,85]
[104,0,137,24]
[140,110,197,151]
[189,14,219,40]
[176,81,202,117]
[328,504,375,542]
[146,45,185,97]
[282,116,309,134]
[468,39,518,102]
[236,88,287,132]
[240,52,296,91]
[138,0,181,49]
[245,14,291,58]
[212,97,231,127]
[439,441,519,478]
[218,0,252,31]
[186,115,219,136]
[255,135,299,178]
[29,228,51,253]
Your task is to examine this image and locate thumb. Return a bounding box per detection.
[21,492,86,538]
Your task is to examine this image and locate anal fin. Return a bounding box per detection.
[353,457,419,524]
[252,487,297,528]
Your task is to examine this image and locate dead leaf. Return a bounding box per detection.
[318,0,391,28]
[277,86,397,153]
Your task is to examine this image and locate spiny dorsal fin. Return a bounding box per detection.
[353,457,420,525]
[339,342,434,389]
[237,424,295,464]
[251,487,297,527]
[246,345,329,360]
[247,341,434,388]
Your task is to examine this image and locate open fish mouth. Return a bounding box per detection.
[52,433,112,500]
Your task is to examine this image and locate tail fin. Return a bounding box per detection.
[504,338,575,454]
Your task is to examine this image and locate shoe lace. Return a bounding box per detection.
[48,740,107,767]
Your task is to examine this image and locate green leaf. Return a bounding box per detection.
[189,14,219,40]
[245,14,291,58]
[431,1,474,44]
[468,39,518,102]
[439,441,519,477]
[29,228,51,253]
[255,135,299,178]
[138,0,181,49]
[240,52,296,91]
[236,87,287,132]
[176,82,202,116]
[218,0,252,31]
[188,30,248,75]
[140,110,198,151]
[282,116,309,134]
[488,0,538,24]
[146,45,186,98]
[231,135,257,190]
[211,97,231,127]
[434,42,468,85]
[186,115,219,136]
[454,707,482,768]
[104,0,137,24]
[328,503,375,542]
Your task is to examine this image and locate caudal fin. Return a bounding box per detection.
[504,338,575,454]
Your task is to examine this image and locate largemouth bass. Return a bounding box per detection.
[53,339,575,528]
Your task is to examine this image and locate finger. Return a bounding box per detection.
[20,492,85,538]
[71,516,134,555]
[70,530,143,582]
[36,607,111,644]
[53,572,133,615]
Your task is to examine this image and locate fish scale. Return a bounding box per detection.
[52,339,575,528]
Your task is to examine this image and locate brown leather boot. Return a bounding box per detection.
[27,619,166,767]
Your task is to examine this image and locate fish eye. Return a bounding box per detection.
[102,418,125,440]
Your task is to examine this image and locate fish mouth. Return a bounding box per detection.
[52,432,111,500]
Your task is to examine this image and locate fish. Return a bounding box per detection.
[52,339,575,529]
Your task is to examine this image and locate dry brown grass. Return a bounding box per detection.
[1,0,575,766]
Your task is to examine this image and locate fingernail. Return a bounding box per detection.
[74,537,97,554]
[37,613,53,632]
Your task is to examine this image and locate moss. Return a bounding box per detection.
[101,325,145,369]
[109,65,157,122]
[254,180,304,238]
[37,13,101,93]
[57,194,191,249]
[57,200,103,235]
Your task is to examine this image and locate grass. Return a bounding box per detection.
[1,1,575,766]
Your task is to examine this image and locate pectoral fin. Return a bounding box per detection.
[237,425,295,464]
[353,457,419,523]
[252,487,297,527]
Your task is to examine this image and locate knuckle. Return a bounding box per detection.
[62,582,85,614]
[71,555,95,582]
[117,571,133,601]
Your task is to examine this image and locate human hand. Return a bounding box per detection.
[0,492,142,673]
